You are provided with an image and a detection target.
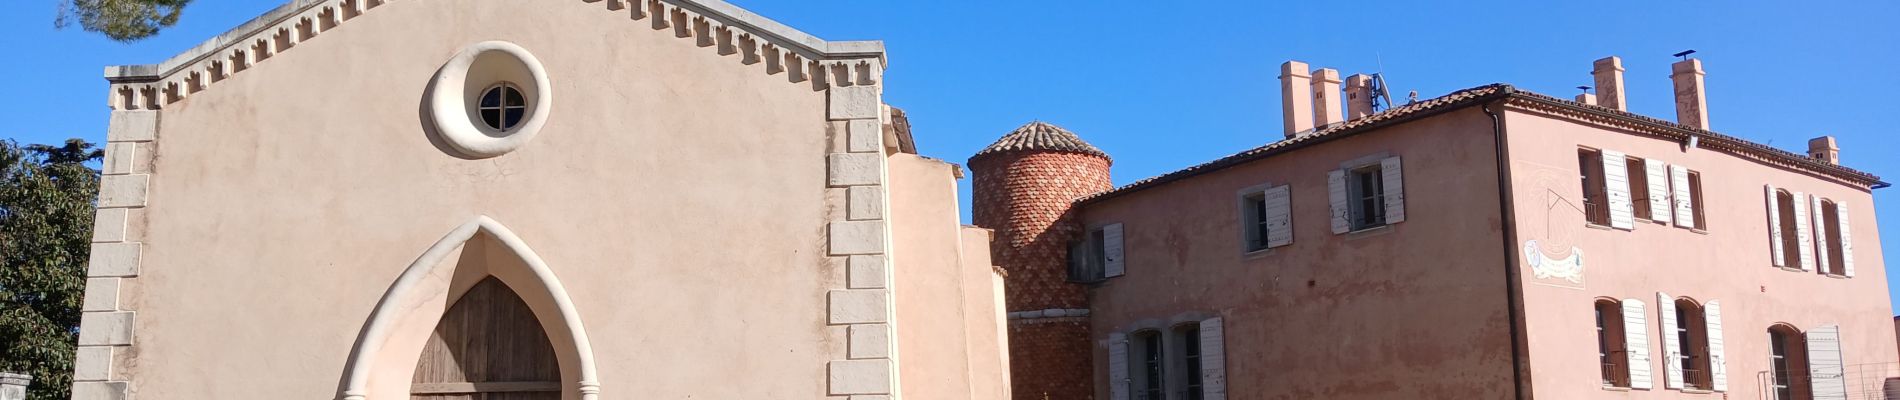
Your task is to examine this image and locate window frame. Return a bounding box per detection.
[1674,298,1714,390]
[1240,190,1270,253]
[1768,324,1812,400]
[1578,148,1611,226]
[1627,156,1652,221]
[1067,230,1108,283]
[1777,189,1801,268]
[1133,330,1165,400]
[478,82,529,132]
[1595,299,1631,388]
[1820,199,1846,276]
[1686,171,1707,230]
[1174,323,1205,400]
[1346,163,1387,231]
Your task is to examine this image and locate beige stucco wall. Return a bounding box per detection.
[1502,108,1896,398]
[887,153,1012,400]
[115,1,854,398]
[1079,108,1517,399]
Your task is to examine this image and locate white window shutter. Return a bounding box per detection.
[1670,166,1694,227]
[1765,185,1786,267]
[1793,192,1816,272]
[1103,223,1125,278]
[1657,292,1683,389]
[1646,160,1673,224]
[1812,196,1831,274]
[1622,298,1653,389]
[1705,300,1726,391]
[1381,156,1405,224]
[1602,150,1635,229]
[1328,169,1349,234]
[1807,325,1847,400]
[1265,185,1293,248]
[1200,317,1227,400]
[1838,205,1855,277]
[1108,332,1130,400]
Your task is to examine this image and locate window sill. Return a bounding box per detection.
[1600,385,1631,392]
[1680,388,1714,394]
[1242,247,1274,259]
[1685,227,1709,235]
[1824,273,1850,279]
[1584,223,1614,231]
[1344,224,1394,239]
[1776,266,1807,273]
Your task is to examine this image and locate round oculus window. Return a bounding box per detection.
[479,83,528,131]
[427,41,551,158]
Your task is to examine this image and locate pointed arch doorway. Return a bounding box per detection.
[410,277,562,399]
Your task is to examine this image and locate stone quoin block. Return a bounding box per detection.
[82,278,121,312]
[70,381,128,400]
[847,186,883,221]
[827,290,888,325]
[848,323,891,359]
[86,243,141,277]
[72,346,114,382]
[847,119,882,153]
[827,359,893,395]
[101,143,137,175]
[828,86,880,120]
[92,208,129,243]
[97,174,150,208]
[77,311,136,346]
[827,153,881,187]
[828,221,885,255]
[846,255,887,289]
[107,111,158,142]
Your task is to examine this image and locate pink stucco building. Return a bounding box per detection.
[978,58,1893,399]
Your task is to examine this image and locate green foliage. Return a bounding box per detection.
[0,139,101,400]
[56,0,194,42]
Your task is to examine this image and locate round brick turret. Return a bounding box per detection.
[969,121,1111,400]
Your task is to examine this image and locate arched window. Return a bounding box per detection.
[1674,299,1714,390]
[1820,199,1846,275]
[1131,330,1164,400]
[1769,324,1812,400]
[1595,299,1630,387]
[1776,190,1800,268]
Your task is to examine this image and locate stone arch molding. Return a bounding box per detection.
[337,216,598,400]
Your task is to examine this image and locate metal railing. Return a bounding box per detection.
[1755,361,1900,400]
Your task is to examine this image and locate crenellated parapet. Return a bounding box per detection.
[102,0,887,110]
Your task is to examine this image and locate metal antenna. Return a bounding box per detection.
[1673,49,1697,61]
[1577,86,1592,94]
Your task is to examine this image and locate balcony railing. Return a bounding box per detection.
[1754,361,1900,400]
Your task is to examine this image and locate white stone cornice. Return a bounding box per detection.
[103,0,886,109]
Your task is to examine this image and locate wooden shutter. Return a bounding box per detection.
[1328,169,1349,234]
[1705,300,1726,391]
[1838,205,1856,277]
[1603,150,1635,229]
[1265,185,1293,248]
[1646,161,1673,224]
[1812,196,1831,274]
[1807,325,1847,400]
[1670,166,1694,227]
[1381,156,1406,224]
[1657,292,1683,389]
[1103,223,1125,278]
[1622,298,1653,389]
[1793,192,1816,271]
[1108,332,1130,400]
[1765,185,1786,267]
[1200,317,1227,400]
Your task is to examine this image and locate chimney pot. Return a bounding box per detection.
[1345,74,1374,119]
[1671,58,1709,130]
[1280,61,1313,137]
[1592,56,1627,111]
[1808,136,1840,164]
[1311,68,1344,128]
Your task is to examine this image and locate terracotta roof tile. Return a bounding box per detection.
[972,121,1109,160]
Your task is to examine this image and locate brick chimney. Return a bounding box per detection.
[1345,74,1374,119]
[1592,56,1627,111]
[1808,136,1840,164]
[1671,58,1709,130]
[1311,68,1344,127]
[1280,61,1313,137]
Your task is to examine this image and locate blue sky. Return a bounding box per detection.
[3,1,1898,310]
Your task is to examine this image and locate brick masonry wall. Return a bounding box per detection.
[970,150,1110,400]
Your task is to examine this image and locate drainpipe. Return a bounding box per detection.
[1483,101,1529,400]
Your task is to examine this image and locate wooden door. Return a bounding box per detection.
[411,277,562,400]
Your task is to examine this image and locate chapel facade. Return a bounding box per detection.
[73,0,1011,399]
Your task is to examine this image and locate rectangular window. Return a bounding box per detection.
[1823,201,1847,275]
[1182,326,1204,400]
[1138,332,1164,400]
[1578,148,1610,226]
[1067,231,1106,283]
[1348,164,1386,230]
[1627,156,1651,221]
[1687,171,1707,230]
[1242,193,1269,252]
[1596,300,1630,387]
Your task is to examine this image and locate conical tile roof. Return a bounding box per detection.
[971,121,1108,160]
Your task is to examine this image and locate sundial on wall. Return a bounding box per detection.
[1519,165,1587,287]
